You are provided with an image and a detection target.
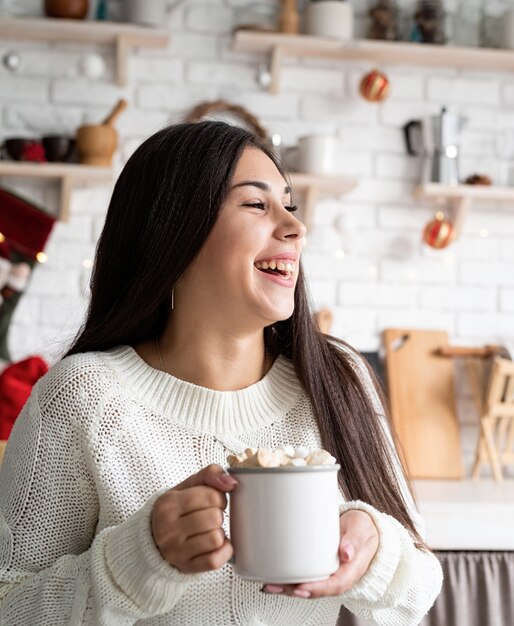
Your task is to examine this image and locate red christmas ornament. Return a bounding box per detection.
[422,212,454,249]
[359,69,390,102]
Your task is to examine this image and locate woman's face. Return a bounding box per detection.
[176,146,307,331]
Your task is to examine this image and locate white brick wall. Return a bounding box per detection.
[2,0,514,473]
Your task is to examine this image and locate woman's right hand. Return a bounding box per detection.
[150,464,238,574]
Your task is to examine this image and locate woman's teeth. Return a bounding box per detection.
[254,260,294,280]
[255,260,294,272]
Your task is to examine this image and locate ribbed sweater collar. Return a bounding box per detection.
[101,346,304,435]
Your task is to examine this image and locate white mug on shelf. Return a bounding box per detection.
[298,135,340,176]
[283,135,340,175]
[124,0,185,27]
[305,0,354,41]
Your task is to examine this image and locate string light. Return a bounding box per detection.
[0,232,49,262]
[82,258,93,268]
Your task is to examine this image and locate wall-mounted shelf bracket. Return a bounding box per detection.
[269,45,284,94]
[0,18,169,86]
[415,183,514,240]
[290,173,357,231]
[0,162,112,221]
[447,195,472,240]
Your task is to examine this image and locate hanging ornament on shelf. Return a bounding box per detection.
[422,211,454,249]
[359,68,390,102]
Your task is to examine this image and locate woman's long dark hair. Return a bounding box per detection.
[66,121,425,548]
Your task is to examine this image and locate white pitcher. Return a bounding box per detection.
[124,0,187,27]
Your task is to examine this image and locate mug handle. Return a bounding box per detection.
[403,120,421,156]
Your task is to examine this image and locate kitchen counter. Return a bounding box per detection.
[413,479,514,550]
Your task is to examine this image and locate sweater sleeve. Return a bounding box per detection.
[338,500,442,626]
[336,350,443,625]
[0,372,201,625]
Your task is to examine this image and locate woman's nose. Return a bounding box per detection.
[276,212,307,241]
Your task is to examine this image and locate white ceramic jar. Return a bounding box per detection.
[282,135,341,175]
[298,135,340,175]
[124,0,181,27]
[305,1,354,41]
[228,465,341,584]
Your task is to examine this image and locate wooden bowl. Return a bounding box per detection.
[44,0,89,19]
[76,125,117,166]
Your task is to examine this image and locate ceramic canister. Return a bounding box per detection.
[124,0,177,26]
[228,465,341,584]
[305,1,354,41]
[297,135,340,175]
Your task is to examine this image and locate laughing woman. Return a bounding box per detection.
[0,121,442,625]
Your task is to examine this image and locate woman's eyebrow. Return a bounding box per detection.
[231,180,291,195]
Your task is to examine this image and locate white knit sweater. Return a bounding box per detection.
[0,346,442,626]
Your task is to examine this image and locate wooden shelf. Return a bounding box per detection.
[417,182,514,203]
[415,183,514,239]
[0,161,112,221]
[290,173,357,230]
[0,17,169,86]
[233,30,514,93]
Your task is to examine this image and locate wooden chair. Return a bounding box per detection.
[471,357,514,482]
[436,346,514,482]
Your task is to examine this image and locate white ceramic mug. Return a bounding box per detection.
[297,135,340,175]
[124,0,183,27]
[228,465,341,584]
[305,1,354,41]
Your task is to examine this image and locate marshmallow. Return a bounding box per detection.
[293,446,310,459]
[278,444,295,457]
[227,446,337,468]
[305,449,333,466]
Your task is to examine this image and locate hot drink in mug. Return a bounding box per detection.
[227,446,341,584]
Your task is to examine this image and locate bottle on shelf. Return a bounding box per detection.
[410,0,445,44]
[279,0,300,35]
[368,0,399,41]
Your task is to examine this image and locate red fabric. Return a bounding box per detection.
[0,187,56,260]
[0,356,48,440]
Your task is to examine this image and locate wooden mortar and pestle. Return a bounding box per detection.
[76,99,128,166]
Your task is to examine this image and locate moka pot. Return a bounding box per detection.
[403,107,467,186]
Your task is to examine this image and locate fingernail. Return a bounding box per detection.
[263,584,284,594]
[293,590,311,598]
[218,474,238,488]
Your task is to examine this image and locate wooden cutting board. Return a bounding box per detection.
[383,328,463,479]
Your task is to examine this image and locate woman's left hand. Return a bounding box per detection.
[263,510,379,599]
